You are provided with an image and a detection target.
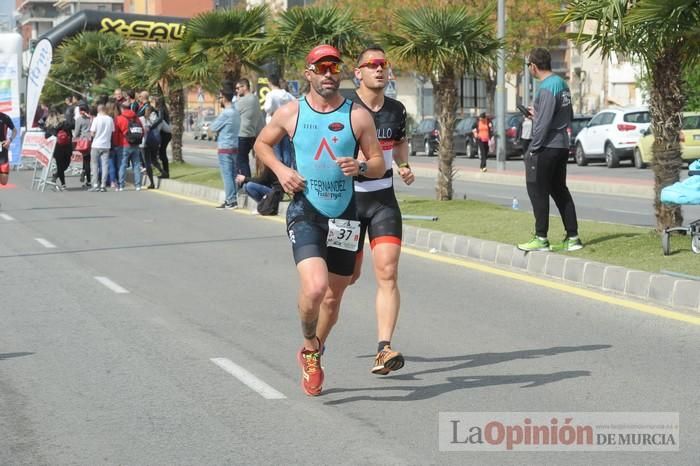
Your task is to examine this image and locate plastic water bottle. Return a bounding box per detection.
[512,197,519,210]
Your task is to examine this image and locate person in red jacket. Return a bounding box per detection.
[472,112,493,172]
[114,101,143,191]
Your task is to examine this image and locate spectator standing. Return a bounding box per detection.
[142,106,165,189]
[472,112,492,172]
[114,101,143,191]
[517,47,581,252]
[89,104,114,192]
[44,107,72,190]
[105,101,121,188]
[234,78,263,177]
[135,91,150,117]
[520,113,533,155]
[264,74,296,168]
[156,97,171,179]
[211,87,241,209]
[73,104,92,187]
[63,93,80,132]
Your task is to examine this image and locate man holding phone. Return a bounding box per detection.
[517,47,582,252]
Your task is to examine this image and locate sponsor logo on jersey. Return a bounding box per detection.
[328,122,344,132]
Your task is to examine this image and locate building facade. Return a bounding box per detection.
[16,0,124,48]
[124,0,214,17]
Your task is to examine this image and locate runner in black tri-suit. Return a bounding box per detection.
[316,45,415,375]
[0,111,17,187]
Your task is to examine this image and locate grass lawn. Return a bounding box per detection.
[398,197,699,275]
[169,162,223,189]
[167,162,698,275]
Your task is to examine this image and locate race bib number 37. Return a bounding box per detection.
[327,219,361,251]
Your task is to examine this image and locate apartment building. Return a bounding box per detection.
[16,0,124,48]
[123,0,214,17]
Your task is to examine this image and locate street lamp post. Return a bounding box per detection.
[495,0,506,171]
[574,67,587,114]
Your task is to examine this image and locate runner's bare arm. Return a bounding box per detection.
[2,126,17,149]
[392,138,414,185]
[254,101,306,193]
[338,106,384,178]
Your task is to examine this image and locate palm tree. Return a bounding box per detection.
[175,6,269,87]
[44,31,133,104]
[267,5,370,74]
[120,45,190,163]
[382,6,500,200]
[557,0,700,231]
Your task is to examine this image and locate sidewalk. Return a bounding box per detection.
[157,176,700,315]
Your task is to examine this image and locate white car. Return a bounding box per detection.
[574,107,651,168]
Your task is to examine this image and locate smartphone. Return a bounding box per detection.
[517,104,532,117]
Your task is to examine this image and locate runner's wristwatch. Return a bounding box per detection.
[358,161,368,175]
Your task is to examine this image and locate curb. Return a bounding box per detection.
[156,177,699,314]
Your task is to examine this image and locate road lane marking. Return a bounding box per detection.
[605,208,644,215]
[34,238,56,248]
[94,276,130,294]
[402,247,700,326]
[210,358,286,400]
[0,213,14,221]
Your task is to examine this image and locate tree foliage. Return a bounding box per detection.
[557,0,700,230]
[266,5,370,78]
[43,31,133,105]
[175,6,269,88]
[383,6,500,200]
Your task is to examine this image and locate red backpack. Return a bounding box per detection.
[56,129,70,146]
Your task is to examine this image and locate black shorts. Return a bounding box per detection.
[356,187,403,250]
[286,193,358,276]
[0,150,8,174]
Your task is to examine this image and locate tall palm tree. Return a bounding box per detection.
[557,0,700,231]
[382,6,500,200]
[44,31,133,104]
[175,6,269,87]
[120,45,191,163]
[267,5,370,74]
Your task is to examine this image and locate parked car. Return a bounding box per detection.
[568,114,593,160]
[194,115,217,141]
[505,112,524,158]
[408,118,462,156]
[633,112,700,168]
[574,107,651,167]
[453,116,478,157]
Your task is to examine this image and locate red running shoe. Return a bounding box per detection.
[297,344,324,396]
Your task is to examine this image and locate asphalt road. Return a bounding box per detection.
[181,136,700,227]
[1,171,698,464]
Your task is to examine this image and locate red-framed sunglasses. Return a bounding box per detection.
[307,61,342,75]
[358,58,390,70]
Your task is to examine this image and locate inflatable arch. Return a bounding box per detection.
[27,11,188,127]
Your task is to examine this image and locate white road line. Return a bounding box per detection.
[34,238,56,248]
[94,276,130,294]
[210,358,286,400]
[605,208,644,215]
[0,213,14,221]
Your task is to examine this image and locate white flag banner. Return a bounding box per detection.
[26,39,53,132]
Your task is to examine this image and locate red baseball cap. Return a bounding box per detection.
[306,44,341,65]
